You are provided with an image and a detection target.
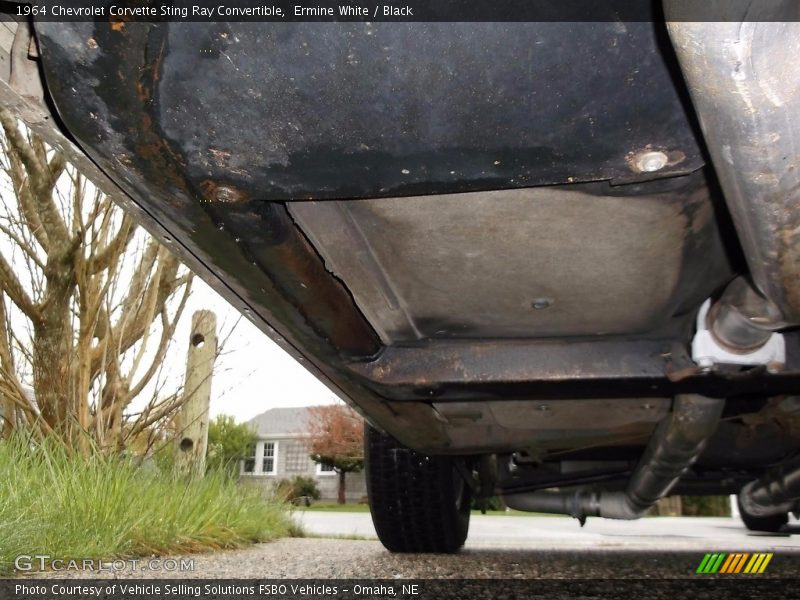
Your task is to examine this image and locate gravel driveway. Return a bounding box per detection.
[29,514,799,579]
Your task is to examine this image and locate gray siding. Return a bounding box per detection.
[241,436,366,503]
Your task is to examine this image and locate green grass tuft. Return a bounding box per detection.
[0,435,299,575]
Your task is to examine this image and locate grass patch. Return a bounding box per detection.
[0,435,299,575]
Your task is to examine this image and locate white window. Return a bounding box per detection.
[316,462,336,476]
[262,442,277,475]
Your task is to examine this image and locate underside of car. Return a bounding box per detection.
[2,0,799,552]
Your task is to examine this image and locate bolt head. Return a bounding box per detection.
[635,151,669,173]
[215,186,239,203]
[201,180,247,204]
[697,357,715,372]
[767,361,784,374]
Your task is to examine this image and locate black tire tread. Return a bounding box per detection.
[365,424,470,553]
[737,495,788,533]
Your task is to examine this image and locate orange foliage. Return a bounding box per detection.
[306,404,363,473]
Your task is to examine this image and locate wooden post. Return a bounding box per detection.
[176,310,217,475]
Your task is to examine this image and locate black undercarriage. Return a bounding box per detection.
[2,3,798,542]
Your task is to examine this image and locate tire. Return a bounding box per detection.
[364,424,471,553]
[737,495,788,533]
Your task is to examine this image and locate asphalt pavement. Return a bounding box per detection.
[30,513,800,581]
[295,511,800,551]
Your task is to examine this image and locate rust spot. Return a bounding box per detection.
[199,180,249,204]
[665,364,701,383]
[122,32,188,193]
[134,79,148,104]
[209,147,232,168]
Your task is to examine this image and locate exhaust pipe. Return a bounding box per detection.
[665,4,800,324]
[707,277,787,353]
[503,394,724,520]
[739,455,800,517]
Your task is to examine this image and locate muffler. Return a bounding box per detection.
[503,394,724,520]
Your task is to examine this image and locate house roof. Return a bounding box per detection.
[248,406,318,437]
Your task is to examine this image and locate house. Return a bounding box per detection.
[242,406,367,503]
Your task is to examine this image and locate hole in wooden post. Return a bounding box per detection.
[191,333,205,348]
[180,438,194,452]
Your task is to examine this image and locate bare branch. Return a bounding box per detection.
[1,140,50,251]
[0,221,45,270]
[0,108,46,183]
[0,108,69,246]
[0,119,196,451]
[125,275,192,404]
[0,250,41,324]
[90,214,136,275]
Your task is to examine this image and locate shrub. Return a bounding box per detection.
[0,434,298,575]
[681,496,732,517]
[206,415,258,474]
[275,476,322,505]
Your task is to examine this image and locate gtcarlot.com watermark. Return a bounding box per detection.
[14,554,194,573]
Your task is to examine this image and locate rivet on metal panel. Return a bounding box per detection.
[200,180,248,204]
[635,151,669,173]
[531,298,554,310]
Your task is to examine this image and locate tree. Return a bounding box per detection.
[206,414,257,475]
[305,404,364,504]
[0,109,194,451]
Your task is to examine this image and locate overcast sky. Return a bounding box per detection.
[178,278,340,422]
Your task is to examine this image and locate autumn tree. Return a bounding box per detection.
[0,110,194,451]
[306,404,364,504]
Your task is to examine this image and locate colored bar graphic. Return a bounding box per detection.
[744,554,760,574]
[758,554,773,574]
[733,553,749,573]
[719,554,736,574]
[721,553,740,574]
[697,552,773,574]
[697,553,713,573]
[711,553,726,573]
[696,554,711,573]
